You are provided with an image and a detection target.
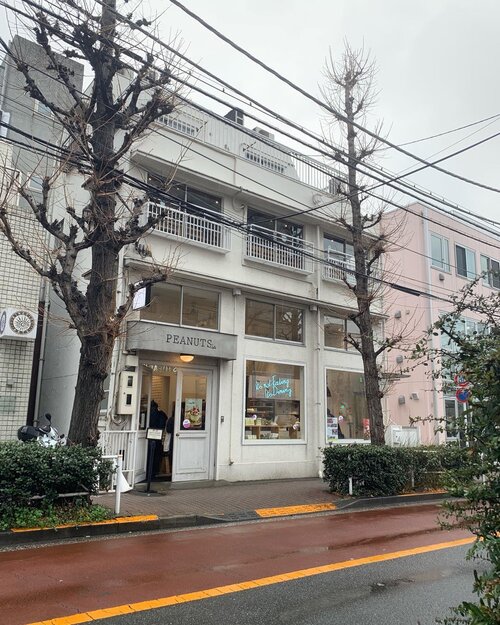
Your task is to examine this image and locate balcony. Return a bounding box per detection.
[244,224,314,273]
[148,201,231,252]
[323,251,356,285]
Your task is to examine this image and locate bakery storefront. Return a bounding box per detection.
[124,320,237,484]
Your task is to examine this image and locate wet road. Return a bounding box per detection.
[0,504,473,625]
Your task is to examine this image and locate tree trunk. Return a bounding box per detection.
[344,73,386,445]
[68,333,113,445]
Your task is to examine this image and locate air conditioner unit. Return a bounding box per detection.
[0,307,37,340]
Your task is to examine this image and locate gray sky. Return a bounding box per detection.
[156,0,500,224]
[4,0,500,223]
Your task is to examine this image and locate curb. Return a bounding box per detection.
[0,493,448,548]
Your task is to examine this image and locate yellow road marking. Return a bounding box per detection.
[11,515,158,533]
[255,503,336,517]
[25,535,474,625]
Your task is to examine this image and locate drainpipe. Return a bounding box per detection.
[30,279,49,424]
[422,206,440,444]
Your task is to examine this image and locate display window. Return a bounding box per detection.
[325,369,368,441]
[245,360,304,441]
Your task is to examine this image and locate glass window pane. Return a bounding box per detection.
[141,283,181,324]
[277,220,303,239]
[182,287,219,329]
[186,187,221,213]
[245,300,274,338]
[180,374,207,431]
[245,360,303,441]
[324,316,345,349]
[456,245,467,277]
[248,208,274,230]
[275,305,303,342]
[346,319,361,350]
[465,248,476,279]
[326,370,368,440]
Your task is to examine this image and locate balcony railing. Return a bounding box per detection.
[244,224,314,273]
[148,201,231,251]
[323,251,356,285]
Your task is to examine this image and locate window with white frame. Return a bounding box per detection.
[141,283,219,330]
[444,397,467,442]
[480,255,500,289]
[245,299,304,343]
[430,233,450,271]
[326,369,369,441]
[29,175,44,192]
[35,100,53,117]
[245,360,304,441]
[455,244,476,279]
[324,315,360,350]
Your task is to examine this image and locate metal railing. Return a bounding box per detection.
[159,107,346,194]
[244,224,314,273]
[322,251,356,284]
[100,429,136,484]
[148,201,231,251]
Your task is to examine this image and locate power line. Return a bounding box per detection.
[167,0,500,195]
[4,0,500,233]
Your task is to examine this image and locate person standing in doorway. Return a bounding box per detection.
[149,400,167,477]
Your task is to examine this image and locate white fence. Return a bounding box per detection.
[245,225,314,273]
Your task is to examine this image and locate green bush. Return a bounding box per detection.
[322,444,466,497]
[0,442,114,530]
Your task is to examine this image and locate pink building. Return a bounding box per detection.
[383,202,499,445]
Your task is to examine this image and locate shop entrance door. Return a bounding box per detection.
[135,366,152,483]
[172,369,213,482]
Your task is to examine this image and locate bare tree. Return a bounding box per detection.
[0,0,182,445]
[321,44,403,445]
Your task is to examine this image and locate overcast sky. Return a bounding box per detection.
[153,0,500,225]
[4,0,500,224]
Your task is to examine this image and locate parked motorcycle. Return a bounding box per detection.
[17,413,67,447]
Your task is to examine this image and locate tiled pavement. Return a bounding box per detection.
[94,478,337,519]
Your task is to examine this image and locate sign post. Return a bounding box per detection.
[145,428,163,493]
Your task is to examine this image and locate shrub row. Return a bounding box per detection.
[0,442,114,530]
[322,444,466,497]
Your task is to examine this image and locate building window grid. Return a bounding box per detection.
[245,299,304,344]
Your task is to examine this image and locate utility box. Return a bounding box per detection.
[385,425,420,447]
[116,371,138,414]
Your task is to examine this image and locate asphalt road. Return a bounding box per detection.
[0,503,478,625]
[98,545,482,625]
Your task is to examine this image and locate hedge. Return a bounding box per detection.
[322,444,466,497]
[0,442,114,529]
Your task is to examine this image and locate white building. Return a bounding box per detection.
[39,96,384,485]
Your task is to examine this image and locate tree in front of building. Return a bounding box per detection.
[0,0,180,445]
[415,279,500,624]
[321,44,404,445]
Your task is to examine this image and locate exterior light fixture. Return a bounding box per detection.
[179,354,194,363]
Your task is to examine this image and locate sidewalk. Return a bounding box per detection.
[0,478,446,548]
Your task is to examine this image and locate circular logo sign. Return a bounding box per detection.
[182,418,191,429]
[9,310,35,335]
[0,311,6,335]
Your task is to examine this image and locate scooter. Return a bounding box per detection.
[17,413,67,447]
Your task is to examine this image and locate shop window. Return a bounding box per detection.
[324,315,360,350]
[141,284,219,330]
[325,370,368,441]
[455,244,476,280]
[430,233,450,271]
[245,360,304,441]
[245,299,303,343]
